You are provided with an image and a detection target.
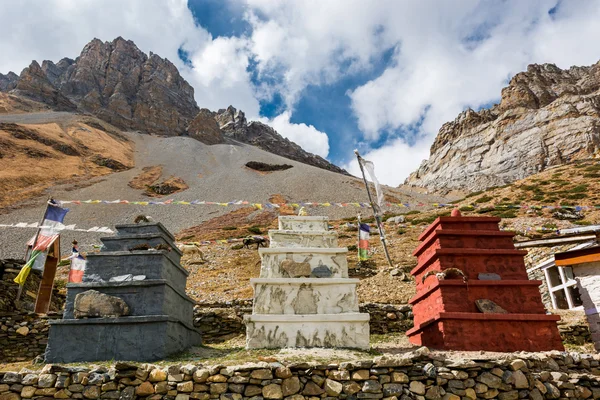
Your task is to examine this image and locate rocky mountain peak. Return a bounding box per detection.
[1,37,347,175]
[406,60,600,193]
[0,71,18,92]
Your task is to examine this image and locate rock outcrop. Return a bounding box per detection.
[216,106,348,174]
[406,62,600,193]
[1,37,347,174]
[11,61,76,111]
[0,72,18,92]
[187,108,224,145]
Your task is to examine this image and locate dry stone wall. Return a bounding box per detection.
[2,351,600,400]
[193,302,414,343]
[0,304,592,362]
[0,312,61,362]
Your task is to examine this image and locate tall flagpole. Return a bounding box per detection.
[16,199,50,301]
[354,150,394,269]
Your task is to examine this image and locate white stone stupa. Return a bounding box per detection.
[244,216,370,349]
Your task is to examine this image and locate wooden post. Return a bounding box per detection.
[16,200,50,301]
[354,150,394,269]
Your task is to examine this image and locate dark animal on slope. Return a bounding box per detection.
[153,243,172,252]
[134,215,153,224]
[243,236,268,249]
[422,268,468,284]
[129,243,150,252]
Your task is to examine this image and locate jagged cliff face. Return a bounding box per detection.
[8,37,199,135]
[1,37,346,174]
[213,106,348,174]
[406,62,600,193]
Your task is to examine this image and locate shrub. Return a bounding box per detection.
[347,245,357,251]
[491,210,518,218]
[231,244,244,250]
[405,210,421,215]
[475,195,494,204]
[569,184,589,193]
[397,228,406,235]
[575,220,593,226]
[543,223,557,230]
[466,190,484,198]
[459,206,475,212]
[247,226,262,234]
[222,226,237,231]
[245,161,293,172]
[566,193,587,200]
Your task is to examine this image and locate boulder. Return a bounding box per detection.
[73,290,130,318]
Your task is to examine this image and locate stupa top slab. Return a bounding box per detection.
[413,229,515,257]
[115,222,176,242]
[244,313,370,322]
[250,278,360,285]
[411,247,528,276]
[259,247,348,255]
[269,230,337,235]
[418,216,502,241]
[279,216,329,221]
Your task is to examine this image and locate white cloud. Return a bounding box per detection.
[0,0,259,114]
[3,1,600,185]
[343,138,432,187]
[240,0,600,184]
[255,111,330,158]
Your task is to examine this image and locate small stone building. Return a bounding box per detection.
[555,245,600,351]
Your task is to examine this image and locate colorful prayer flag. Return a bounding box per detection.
[68,254,87,283]
[358,223,370,261]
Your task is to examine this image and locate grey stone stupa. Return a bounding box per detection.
[45,222,201,362]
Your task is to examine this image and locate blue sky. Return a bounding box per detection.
[1,0,600,184]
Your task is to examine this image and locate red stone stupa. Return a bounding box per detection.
[406,209,564,352]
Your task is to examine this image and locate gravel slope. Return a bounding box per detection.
[0,129,446,258]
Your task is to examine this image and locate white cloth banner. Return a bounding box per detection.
[360,158,384,209]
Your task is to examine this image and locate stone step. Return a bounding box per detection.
[46,316,201,363]
[84,251,188,292]
[64,280,195,323]
[100,234,182,265]
[115,222,176,242]
[278,216,329,232]
[244,313,370,349]
[268,230,338,248]
[258,248,348,278]
[251,278,360,314]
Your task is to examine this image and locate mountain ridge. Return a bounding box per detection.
[0,37,347,174]
[405,61,600,193]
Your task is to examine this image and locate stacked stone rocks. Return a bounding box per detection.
[0,312,61,362]
[45,222,201,362]
[244,216,370,349]
[2,352,600,400]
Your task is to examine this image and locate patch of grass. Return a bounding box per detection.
[491,210,518,218]
[459,206,475,212]
[410,215,438,225]
[179,235,194,241]
[532,194,545,201]
[574,220,593,226]
[539,180,551,185]
[247,226,262,235]
[501,197,510,202]
[347,245,357,251]
[465,190,484,198]
[475,195,494,204]
[476,207,494,214]
[566,193,587,200]
[405,210,421,215]
[222,226,237,231]
[397,228,406,235]
[543,223,558,230]
[583,173,600,178]
[230,244,244,250]
[569,184,589,193]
